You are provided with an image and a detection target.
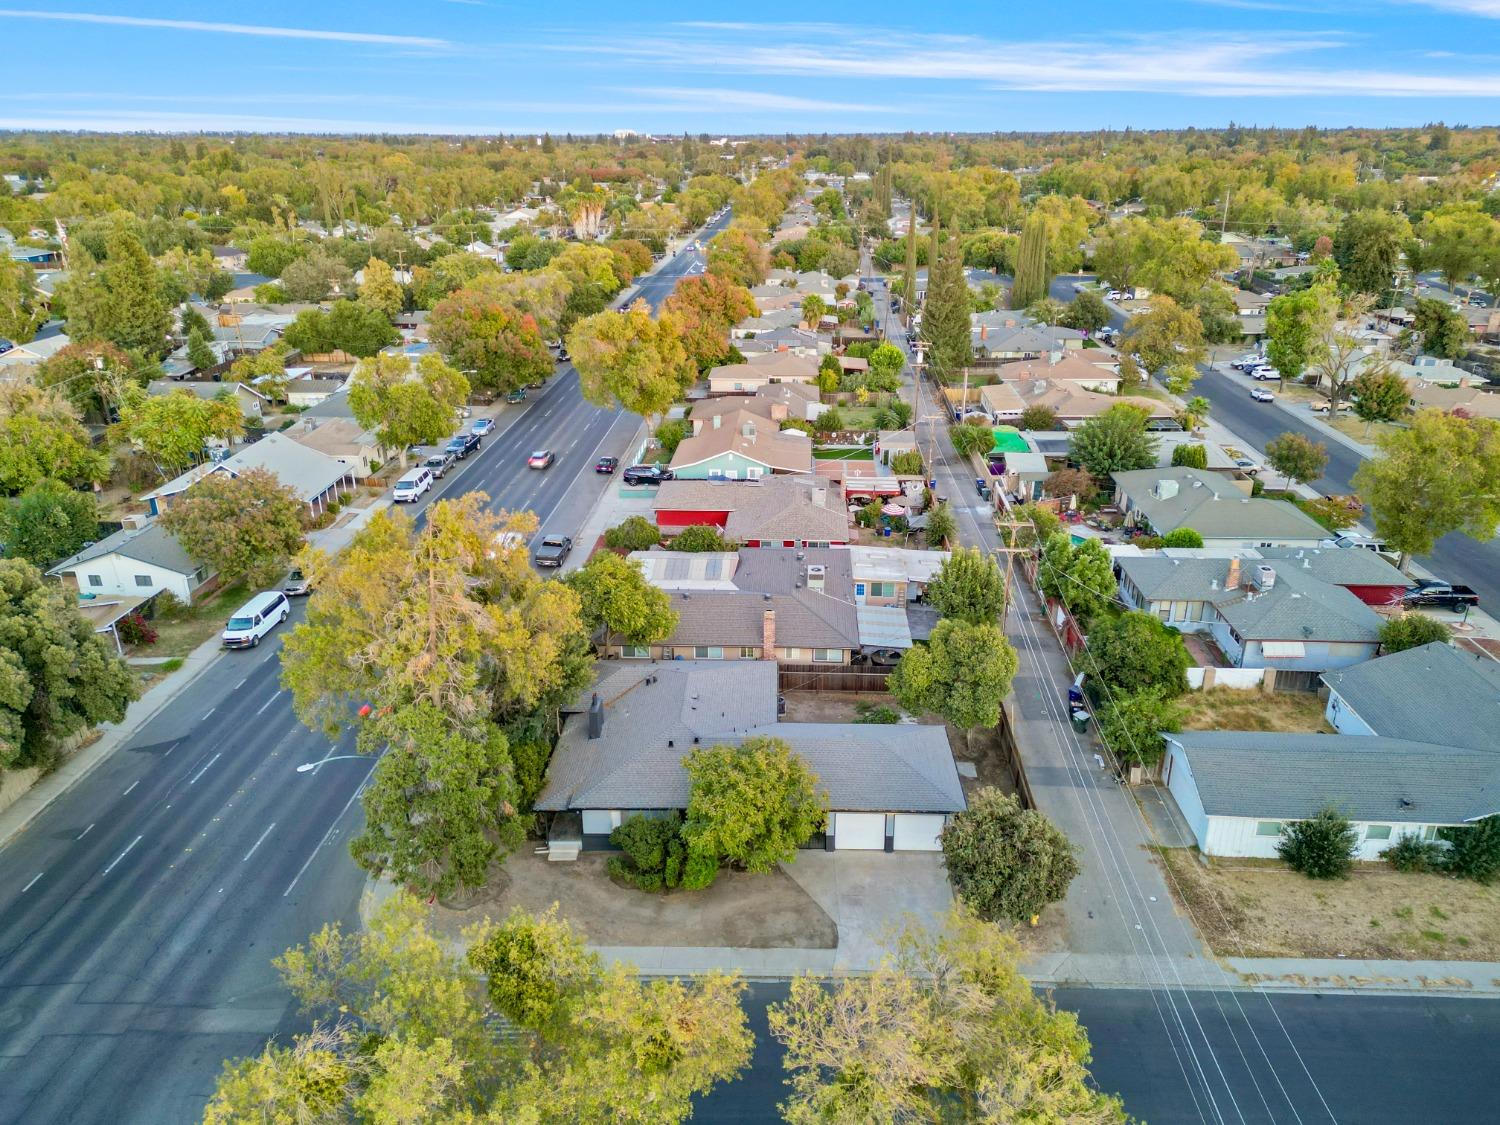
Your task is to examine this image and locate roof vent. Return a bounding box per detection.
[1399,797,1414,809]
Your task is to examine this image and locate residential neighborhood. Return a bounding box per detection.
[4,13,1500,1122]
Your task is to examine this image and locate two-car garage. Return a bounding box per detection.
[830,812,947,852]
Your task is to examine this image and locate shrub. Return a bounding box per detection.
[1441,815,1500,883]
[1171,443,1209,469]
[681,848,719,890]
[603,515,661,551]
[655,419,689,459]
[1379,614,1450,655]
[854,702,901,724]
[609,814,684,891]
[116,612,158,647]
[1160,528,1204,548]
[1384,832,1444,874]
[940,789,1079,922]
[152,590,188,620]
[668,525,731,552]
[889,450,924,476]
[1277,805,1358,879]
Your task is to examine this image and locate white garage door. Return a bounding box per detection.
[833,812,886,850]
[892,814,946,851]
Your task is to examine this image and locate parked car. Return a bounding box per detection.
[527,449,555,469]
[1231,353,1262,370]
[423,450,456,478]
[282,568,312,597]
[1232,458,1259,475]
[1308,401,1345,414]
[852,648,902,667]
[1250,365,1281,381]
[446,433,481,459]
[505,388,527,403]
[455,403,472,419]
[533,535,573,568]
[595,455,619,474]
[622,464,674,485]
[1250,387,1275,403]
[491,530,528,557]
[222,591,290,650]
[393,466,434,501]
[1402,579,1480,611]
[1106,289,1127,301]
[470,418,495,437]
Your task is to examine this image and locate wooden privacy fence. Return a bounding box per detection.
[777,662,892,692]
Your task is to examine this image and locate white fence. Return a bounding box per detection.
[1186,666,1269,691]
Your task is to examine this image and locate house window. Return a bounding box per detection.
[134,574,153,588]
[806,540,830,549]
[855,582,866,597]
[621,645,650,659]
[693,646,724,660]
[739,647,759,659]
[867,581,897,598]
[1422,826,1440,841]
[1255,821,1283,837]
[747,468,764,479]
[87,574,104,588]
[812,648,841,663]
[1365,824,1392,841]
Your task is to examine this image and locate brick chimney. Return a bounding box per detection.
[1225,558,1242,591]
[980,323,988,341]
[761,609,776,660]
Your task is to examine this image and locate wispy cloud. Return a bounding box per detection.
[0,9,450,47]
[559,25,1500,98]
[1396,0,1500,15]
[621,87,889,113]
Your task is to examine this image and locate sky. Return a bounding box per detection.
[2,1,1500,134]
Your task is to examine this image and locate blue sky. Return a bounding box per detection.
[2,1,1500,133]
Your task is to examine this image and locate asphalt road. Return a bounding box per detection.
[1047,273,1500,609]
[698,983,1500,1124]
[0,212,732,1125]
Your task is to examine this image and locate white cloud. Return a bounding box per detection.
[621,87,889,113]
[560,25,1500,98]
[1398,0,1500,15]
[0,9,450,47]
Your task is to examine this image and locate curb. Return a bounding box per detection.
[0,633,226,852]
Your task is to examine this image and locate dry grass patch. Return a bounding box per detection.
[1177,688,1331,734]
[1156,847,1500,960]
[141,582,250,659]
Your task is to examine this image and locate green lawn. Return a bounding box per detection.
[813,446,875,461]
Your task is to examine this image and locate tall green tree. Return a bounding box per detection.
[0,384,110,494]
[889,618,1018,729]
[1063,289,1111,334]
[706,228,769,288]
[2,479,99,568]
[1265,285,1334,381]
[1087,610,1191,697]
[62,226,172,356]
[921,217,973,380]
[924,546,1005,624]
[1408,296,1470,359]
[941,789,1079,923]
[1097,688,1183,768]
[159,467,304,588]
[1037,534,1118,625]
[568,301,695,420]
[1067,403,1158,477]
[429,288,553,394]
[1265,430,1329,489]
[115,386,243,474]
[1120,294,1205,373]
[564,551,678,646]
[683,737,827,873]
[1010,212,1050,308]
[348,352,470,466]
[356,256,405,319]
[0,255,46,344]
[1332,209,1411,300]
[1350,366,1411,434]
[0,558,135,773]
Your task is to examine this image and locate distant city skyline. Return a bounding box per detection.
[3,2,1500,134]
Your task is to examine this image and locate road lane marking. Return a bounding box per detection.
[203,707,216,719]
[283,768,373,897]
[234,675,249,690]
[21,872,42,893]
[188,753,221,786]
[76,823,94,841]
[102,835,143,875]
[163,739,180,757]
[255,690,283,716]
[122,780,139,797]
[242,822,277,862]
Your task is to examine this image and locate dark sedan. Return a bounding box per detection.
[445,432,481,459]
[622,464,674,485]
[596,456,619,474]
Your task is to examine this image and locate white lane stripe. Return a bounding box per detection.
[21,872,43,893]
[102,835,143,875]
[242,822,277,862]
[76,823,94,841]
[122,780,139,797]
[255,690,282,715]
[203,707,215,719]
[188,753,221,785]
[234,675,248,690]
[283,769,373,897]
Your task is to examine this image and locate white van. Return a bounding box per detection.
[222,591,290,649]
[393,466,433,503]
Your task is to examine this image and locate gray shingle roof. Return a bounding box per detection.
[1254,546,1409,590]
[48,520,198,577]
[1168,731,1500,825]
[1113,467,1328,542]
[1321,643,1500,752]
[537,662,963,813]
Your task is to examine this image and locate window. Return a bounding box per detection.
[693,646,724,659]
[1422,825,1440,841]
[806,540,830,549]
[867,581,897,598]
[134,574,153,588]
[87,574,103,588]
[739,647,759,659]
[812,648,841,663]
[621,645,650,659]
[855,582,866,597]
[1255,821,1282,837]
[1365,824,1392,841]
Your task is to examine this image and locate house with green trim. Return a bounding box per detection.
[669,408,814,480]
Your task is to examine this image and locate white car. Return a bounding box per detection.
[1250,387,1276,403]
[1250,365,1281,380]
[1231,353,1262,370]
[1106,289,1127,302]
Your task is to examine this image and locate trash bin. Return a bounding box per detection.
[1070,709,1090,734]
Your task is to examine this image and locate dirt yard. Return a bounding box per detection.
[778,690,943,725]
[1156,848,1500,961]
[428,850,838,950]
[1177,688,1331,734]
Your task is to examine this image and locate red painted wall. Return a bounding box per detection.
[1343,584,1409,607]
[655,509,730,529]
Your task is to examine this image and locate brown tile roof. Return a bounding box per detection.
[671,409,814,474]
[654,477,849,542]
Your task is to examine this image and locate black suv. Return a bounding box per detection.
[445,432,481,459]
[622,464,674,485]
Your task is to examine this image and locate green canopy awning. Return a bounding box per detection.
[990,427,1029,454]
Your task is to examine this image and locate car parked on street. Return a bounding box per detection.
[1232,458,1259,475]
[506,388,527,403]
[423,450,456,478]
[622,464,674,485]
[595,455,619,474]
[1231,354,1262,370]
[533,535,573,568]
[282,568,312,597]
[1250,365,1281,381]
[446,432,481,459]
[471,418,495,437]
[527,449,555,469]
[1250,387,1275,402]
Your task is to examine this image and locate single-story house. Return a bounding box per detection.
[1322,642,1500,751]
[972,321,1085,361]
[48,521,211,603]
[1253,546,1410,607]
[1162,731,1499,860]
[848,546,948,605]
[1112,467,1328,548]
[146,378,271,419]
[0,330,70,365]
[669,409,814,479]
[1115,555,1383,673]
[707,351,820,395]
[535,661,966,851]
[994,352,1121,394]
[287,416,384,479]
[618,547,861,664]
[1407,379,1500,421]
[690,382,826,427]
[734,326,827,357]
[8,245,62,267]
[978,382,1025,422]
[1015,382,1173,426]
[276,368,347,408]
[141,431,356,517]
[652,476,851,547]
[732,308,803,334]
[211,246,249,272]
